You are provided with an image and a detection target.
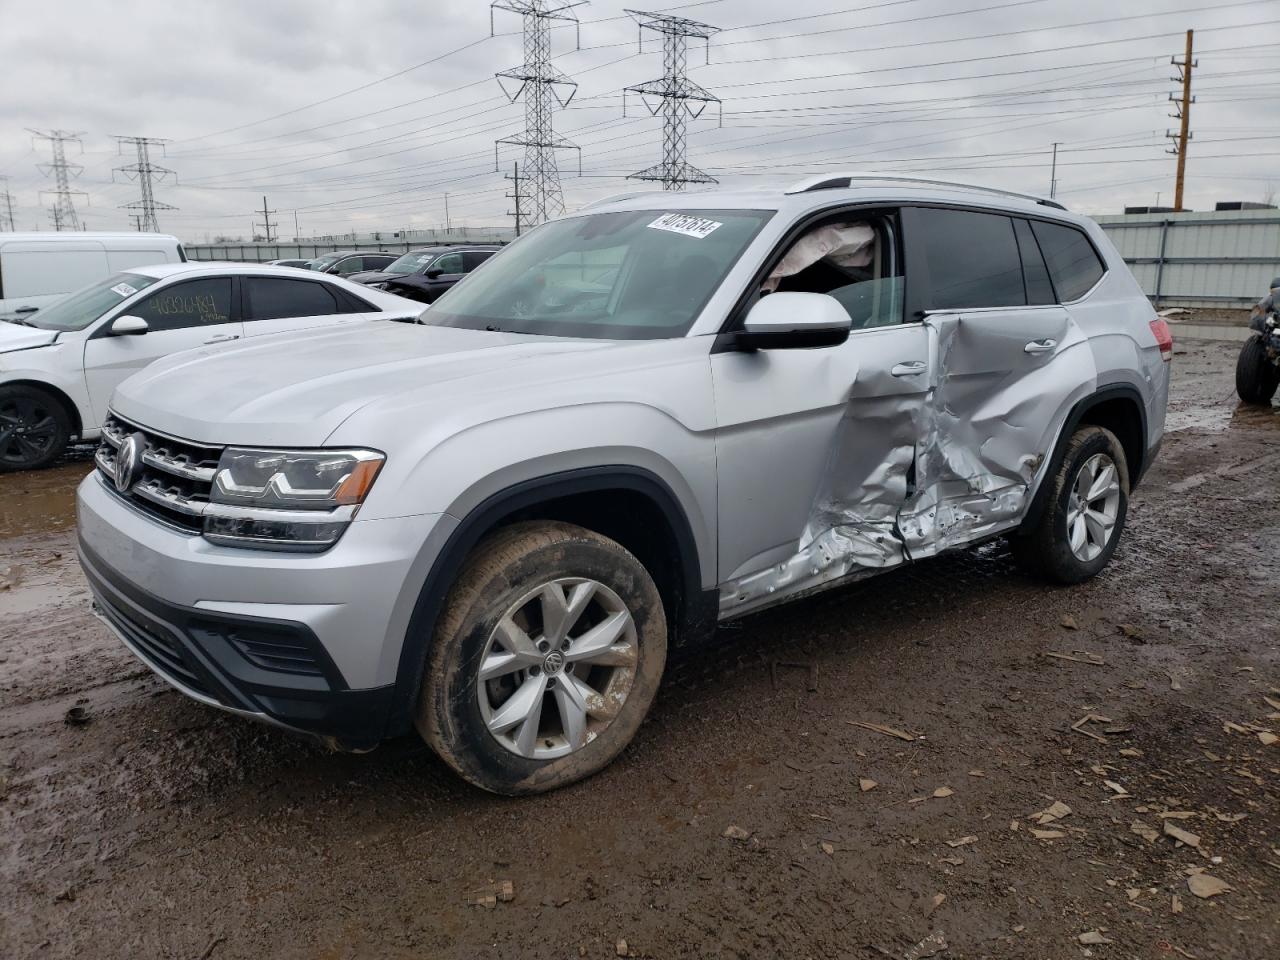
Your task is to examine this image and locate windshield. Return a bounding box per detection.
[385,251,437,275]
[307,254,343,271]
[424,209,773,339]
[25,273,160,331]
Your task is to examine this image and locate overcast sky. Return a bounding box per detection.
[0,0,1275,240]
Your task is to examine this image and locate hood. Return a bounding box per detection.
[111,320,617,447]
[347,270,397,284]
[0,322,59,353]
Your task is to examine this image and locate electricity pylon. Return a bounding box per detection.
[113,136,178,232]
[28,129,88,230]
[492,1,586,226]
[623,9,721,190]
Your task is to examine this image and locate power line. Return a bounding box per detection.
[113,136,178,232]
[28,129,88,231]
[623,8,722,190]
[491,0,586,226]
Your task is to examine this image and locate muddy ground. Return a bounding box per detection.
[2,339,1277,959]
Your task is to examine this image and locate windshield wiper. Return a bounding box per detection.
[1,316,37,328]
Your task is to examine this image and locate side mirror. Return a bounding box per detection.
[110,315,149,336]
[736,292,851,350]
[425,268,444,279]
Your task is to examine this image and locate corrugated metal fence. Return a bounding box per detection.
[1095,209,1280,309]
[185,228,512,264]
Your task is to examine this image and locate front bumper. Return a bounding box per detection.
[77,471,444,748]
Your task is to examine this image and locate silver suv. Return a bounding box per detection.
[77,175,1172,794]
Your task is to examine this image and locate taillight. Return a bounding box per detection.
[1149,317,1174,362]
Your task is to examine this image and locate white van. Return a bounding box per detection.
[0,233,185,318]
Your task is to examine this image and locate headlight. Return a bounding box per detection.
[203,447,384,552]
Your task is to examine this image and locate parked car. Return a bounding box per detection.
[266,259,311,269]
[348,246,501,303]
[78,175,1171,795]
[0,232,185,320]
[305,251,397,277]
[1,263,423,470]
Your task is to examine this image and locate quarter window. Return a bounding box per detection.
[1013,218,1055,305]
[917,208,1025,310]
[245,277,340,320]
[130,277,234,331]
[1030,220,1106,301]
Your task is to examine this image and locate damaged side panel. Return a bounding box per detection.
[716,309,1096,618]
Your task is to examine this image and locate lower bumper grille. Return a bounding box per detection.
[95,591,211,698]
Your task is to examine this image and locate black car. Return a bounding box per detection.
[306,251,397,277]
[348,246,500,303]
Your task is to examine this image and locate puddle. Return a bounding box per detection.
[0,458,95,539]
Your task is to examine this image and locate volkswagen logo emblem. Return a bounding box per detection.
[542,651,565,675]
[114,432,145,493]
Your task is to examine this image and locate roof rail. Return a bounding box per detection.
[578,190,663,211]
[784,172,1067,211]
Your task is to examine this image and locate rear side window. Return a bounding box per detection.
[917,208,1025,310]
[246,277,339,320]
[433,253,465,274]
[463,251,494,272]
[1030,220,1106,301]
[1012,219,1055,305]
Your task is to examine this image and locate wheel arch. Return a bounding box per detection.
[1,377,84,438]
[1020,384,1148,533]
[385,465,715,737]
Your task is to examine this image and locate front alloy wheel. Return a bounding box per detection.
[0,385,71,472]
[478,577,638,760]
[418,521,667,795]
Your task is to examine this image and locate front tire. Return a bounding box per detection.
[1012,425,1130,584]
[1235,334,1280,405]
[417,521,668,795]
[0,385,71,472]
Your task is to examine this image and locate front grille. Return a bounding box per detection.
[97,415,223,533]
[96,592,211,697]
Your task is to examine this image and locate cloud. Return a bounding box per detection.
[0,0,1274,237]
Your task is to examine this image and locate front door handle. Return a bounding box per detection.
[891,360,927,377]
[1024,338,1057,354]
[204,334,240,344]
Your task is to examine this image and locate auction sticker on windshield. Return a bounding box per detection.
[110,282,139,298]
[647,214,723,240]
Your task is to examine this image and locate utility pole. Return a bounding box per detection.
[293,209,300,240]
[444,193,451,233]
[505,162,527,237]
[1049,142,1061,199]
[113,136,177,232]
[0,176,15,231]
[624,9,722,190]
[1166,29,1196,212]
[28,129,88,231]
[492,1,586,227]
[254,196,278,242]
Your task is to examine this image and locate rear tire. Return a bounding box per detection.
[1235,334,1280,405]
[417,521,667,795]
[0,384,72,473]
[1011,425,1129,584]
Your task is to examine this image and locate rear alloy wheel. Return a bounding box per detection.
[0,385,71,472]
[418,521,667,795]
[1235,334,1280,405]
[1012,425,1130,584]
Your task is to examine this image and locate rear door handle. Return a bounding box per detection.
[204,334,240,344]
[1024,338,1057,354]
[891,360,927,377]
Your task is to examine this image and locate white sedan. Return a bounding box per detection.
[0,262,425,471]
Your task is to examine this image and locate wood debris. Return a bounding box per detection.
[616,939,629,957]
[1103,779,1129,796]
[932,786,954,799]
[1071,713,1114,742]
[1130,820,1159,843]
[1046,650,1104,665]
[723,825,751,841]
[847,720,916,741]
[1078,931,1113,945]
[903,930,948,960]
[1030,829,1066,840]
[859,779,879,792]
[820,841,834,856]
[945,836,978,847]
[1060,613,1078,630]
[1163,821,1201,848]
[1259,731,1278,746]
[1171,894,1183,914]
[1119,748,1143,757]
[1030,800,1072,825]
[1186,874,1231,898]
